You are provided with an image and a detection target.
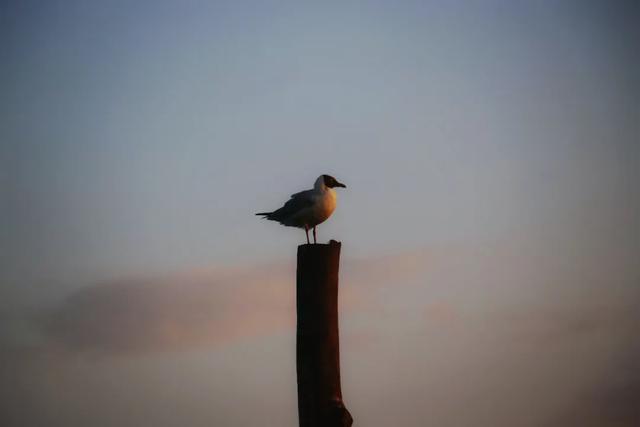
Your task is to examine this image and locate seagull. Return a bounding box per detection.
[256,174,347,244]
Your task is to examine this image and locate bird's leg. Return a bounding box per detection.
[304,225,310,244]
[313,226,317,244]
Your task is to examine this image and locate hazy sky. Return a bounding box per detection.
[1,1,639,426]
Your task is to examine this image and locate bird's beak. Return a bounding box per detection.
[335,182,346,188]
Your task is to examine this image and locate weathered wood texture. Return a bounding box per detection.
[296,241,353,427]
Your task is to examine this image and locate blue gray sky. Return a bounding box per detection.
[1,1,639,426]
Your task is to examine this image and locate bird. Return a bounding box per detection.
[256,174,347,244]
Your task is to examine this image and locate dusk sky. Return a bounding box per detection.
[2,1,639,426]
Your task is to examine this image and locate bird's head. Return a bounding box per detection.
[319,174,346,189]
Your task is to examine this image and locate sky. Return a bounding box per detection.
[1,0,639,426]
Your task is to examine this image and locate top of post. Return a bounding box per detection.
[298,239,341,251]
[299,239,341,248]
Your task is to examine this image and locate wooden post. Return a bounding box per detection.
[296,240,353,427]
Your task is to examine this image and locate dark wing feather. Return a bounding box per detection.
[266,190,315,223]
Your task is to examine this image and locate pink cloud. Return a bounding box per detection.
[44,265,297,355]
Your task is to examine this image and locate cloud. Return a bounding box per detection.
[40,239,639,360]
[39,254,397,356]
[41,265,297,355]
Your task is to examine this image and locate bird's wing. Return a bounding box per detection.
[269,190,315,221]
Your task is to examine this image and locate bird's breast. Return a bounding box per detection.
[311,189,337,225]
